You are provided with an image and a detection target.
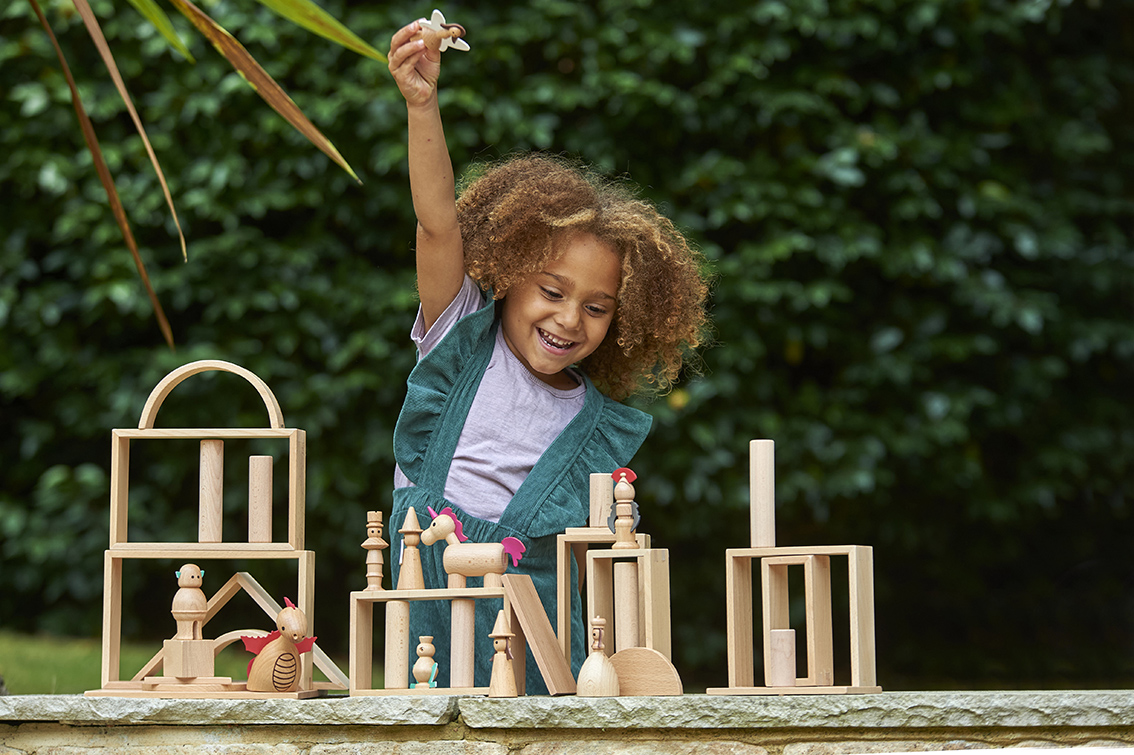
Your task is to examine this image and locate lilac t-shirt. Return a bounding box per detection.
[393,276,586,523]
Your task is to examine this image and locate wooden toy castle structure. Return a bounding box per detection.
[348,467,682,697]
[706,440,881,695]
[86,360,347,698]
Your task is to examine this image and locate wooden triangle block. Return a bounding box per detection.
[502,574,576,696]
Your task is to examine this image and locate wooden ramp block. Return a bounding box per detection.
[502,574,576,696]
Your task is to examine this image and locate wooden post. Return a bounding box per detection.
[199,440,224,543]
[384,600,410,689]
[450,598,475,688]
[750,440,775,548]
[614,561,640,652]
[248,455,272,543]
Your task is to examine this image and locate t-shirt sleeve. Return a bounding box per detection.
[411,275,485,359]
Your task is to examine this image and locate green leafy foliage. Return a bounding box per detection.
[2,0,1131,689]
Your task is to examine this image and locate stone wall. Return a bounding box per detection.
[3,691,1134,754]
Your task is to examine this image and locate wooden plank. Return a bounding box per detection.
[348,595,373,693]
[116,428,295,439]
[289,430,306,550]
[725,553,754,688]
[109,433,130,546]
[805,555,834,686]
[849,546,878,688]
[705,685,882,696]
[502,574,576,695]
[107,543,301,558]
[640,548,671,660]
[100,553,122,688]
[728,545,857,558]
[349,587,505,602]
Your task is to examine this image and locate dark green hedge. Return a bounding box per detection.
[2,0,1131,689]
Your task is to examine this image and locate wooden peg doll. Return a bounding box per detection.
[413,636,438,689]
[576,616,620,697]
[171,563,207,640]
[488,610,517,698]
[397,507,425,590]
[362,510,388,591]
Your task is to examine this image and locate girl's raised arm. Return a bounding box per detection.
[388,21,465,330]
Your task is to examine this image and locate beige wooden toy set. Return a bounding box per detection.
[85,360,347,698]
[706,440,881,695]
[86,360,878,698]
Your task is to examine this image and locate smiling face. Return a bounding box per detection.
[499,231,621,390]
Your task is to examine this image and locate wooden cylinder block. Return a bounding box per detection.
[248,455,273,543]
[443,543,508,578]
[384,600,410,689]
[199,440,224,543]
[614,561,640,653]
[768,628,797,687]
[451,598,475,688]
[750,439,775,548]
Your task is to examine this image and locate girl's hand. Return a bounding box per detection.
[388,21,441,107]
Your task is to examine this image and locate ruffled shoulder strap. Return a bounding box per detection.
[498,373,653,538]
[393,292,497,487]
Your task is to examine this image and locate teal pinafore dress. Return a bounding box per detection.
[390,293,651,693]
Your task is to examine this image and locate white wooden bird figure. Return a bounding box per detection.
[415,9,470,53]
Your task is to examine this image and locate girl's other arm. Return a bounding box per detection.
[388,21,464,330]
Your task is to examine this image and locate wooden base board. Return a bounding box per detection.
[705,685,883,696]
[85,683,321,699]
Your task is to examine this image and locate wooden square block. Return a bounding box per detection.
[163,639,214,679]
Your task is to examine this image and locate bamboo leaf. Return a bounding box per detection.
[69,0,188,262]
[28,0,175,350]
[167,0,363,184]
[123,0,196,63]
[253,0,386,62]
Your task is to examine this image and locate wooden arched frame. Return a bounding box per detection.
[137,359,285,430]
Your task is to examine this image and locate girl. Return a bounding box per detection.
[386,18,710,693]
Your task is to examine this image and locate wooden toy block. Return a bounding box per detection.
[750,439,775,548]
[555,529,649,664]
[199,439,224,543]
[709,439,881,697]
[586,549,672,660]
[396,507,425,590]
[589,472,613,527]
[708,545,880,696]
[87,360,346,699]
[248,455,273,543]
[761,554,834,687]
[767,629,796,688]
[608,646,682,696]
[162,639,214,679]
[502,573,576,696]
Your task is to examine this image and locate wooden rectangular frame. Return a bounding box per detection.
[707,545,879,695]
[585,548,672,661]
[761,554,833,686]
[555,528,650,667]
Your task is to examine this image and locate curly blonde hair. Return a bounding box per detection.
[456,154,711,401]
